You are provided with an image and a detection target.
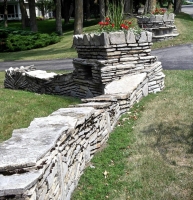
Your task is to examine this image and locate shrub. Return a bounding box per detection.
[0,29,60,52]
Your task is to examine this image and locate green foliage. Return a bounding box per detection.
[0,28,60,52]
[0,71,80,142]
[108,0,124,30]
[36,0,55,18]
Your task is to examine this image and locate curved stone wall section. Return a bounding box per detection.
[137,13,179,42]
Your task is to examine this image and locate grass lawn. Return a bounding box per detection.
[0,71,81,142]
[72,70,193,200]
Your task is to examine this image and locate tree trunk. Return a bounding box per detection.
[144,0,156,14]
[19,0,29,29]
[124,0,130,14]
[4,0,8,27]
[174,0,181,13]
[28,0,38,32]
[158,0,163,7]
[105,0,109,17]
[86,0,91,20]
[167,0,173,10]
[74,0,83,34]
[63,0,69,24]
[99,0,105,21]
[152,0,157,11]
[56,0,63,35]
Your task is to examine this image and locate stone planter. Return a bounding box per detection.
[137,13,179,42]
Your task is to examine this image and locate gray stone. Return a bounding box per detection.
[168,13,175,21]
[99,32,110,46]
[26,70,57,80]
[109,31,126,44]
[138,31,148,43]
[83,34,91,46]
[93,34,101,46]
[146,31,152,42]
[155,15,163,22]
[104,73,147,95]
[126,31,136,43]
[0,170,42,196]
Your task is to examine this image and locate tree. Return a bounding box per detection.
[28,0,38,32]
[36,0,55,19]
[62,0,74,24]
[144,0,157,14]
[85,0,91,20]
[124,0,133,15]
[74,0,83,34]
[99,0,105,21]
[167,0,173,9]
[19,0,29,29]
[174,0,181,13]
[4,0,8,27]
[105,0,109,17]
[55,0,63,34]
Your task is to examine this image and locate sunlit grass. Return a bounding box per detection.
[0,71,80,142]
[72,70,193,200]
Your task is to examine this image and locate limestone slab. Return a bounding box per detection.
[104,73,147,95]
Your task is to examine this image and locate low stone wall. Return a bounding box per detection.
[0,71,165,200]
[1,30,165,199]
[5,31,164,98]
[137,13,179,42]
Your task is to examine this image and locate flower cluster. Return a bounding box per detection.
[98,17,132,32]
[152,8,166,15]
[98,17,115,32]
[120,20,132,30]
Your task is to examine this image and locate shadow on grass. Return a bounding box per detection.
[176,12,193,22]
[142,121,193,168]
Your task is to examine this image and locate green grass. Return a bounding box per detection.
[72,70,193,200]
[0,19,99,61]
[0,71,81,142]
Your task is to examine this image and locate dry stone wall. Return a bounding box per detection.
[1,30,165,199]
[137,13,179,42]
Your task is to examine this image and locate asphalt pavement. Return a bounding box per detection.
[0,5,193,72]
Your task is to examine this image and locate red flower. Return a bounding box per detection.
[105,17,110,22]
[111,23,115,27]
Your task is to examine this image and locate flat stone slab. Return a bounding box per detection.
[0,107,95,172]
[0,170,42,196]
[104,73,147,95]
[26,70,57,80]
[73,102,111,109]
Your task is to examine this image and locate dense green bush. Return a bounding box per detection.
[0,28,60,52]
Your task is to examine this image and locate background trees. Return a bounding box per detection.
[28,0,38,32]
[3,0,182,34]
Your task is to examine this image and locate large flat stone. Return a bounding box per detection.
[104,73,147,95]
[0,170,42,196]
[26,70,57,80]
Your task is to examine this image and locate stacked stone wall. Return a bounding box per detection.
[1,30,165,199]
[137,13,179,41]
[0,73,158,199]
